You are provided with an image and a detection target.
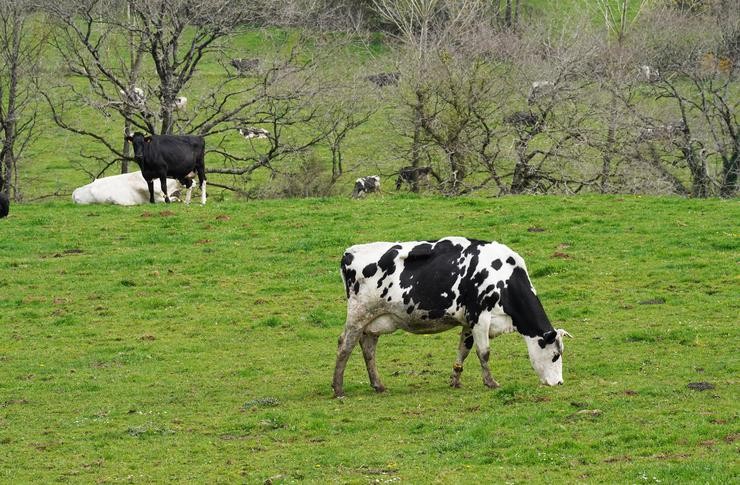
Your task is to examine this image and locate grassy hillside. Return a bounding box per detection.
[1,195,738,483]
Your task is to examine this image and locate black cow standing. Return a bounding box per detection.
[125,133,207,205]
[0,192,9,219]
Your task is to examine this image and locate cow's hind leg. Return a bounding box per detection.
[360,333,385,393]
[332,325,363,398]
[160,177,170,203]
[196,162,207,205]
[450,327,474,388]
[471,316,499,389]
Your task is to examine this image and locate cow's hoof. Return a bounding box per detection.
[450,380,462,388]
[373,385,386,393]
[484,379,500,389]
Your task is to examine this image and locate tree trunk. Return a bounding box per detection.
[510,137,531,194]
[448,150,465,193]
[644,144,688,195]
[410,89,425,192]
[687,149,709,198]
[601,100,618,193]
[720,149,738,197]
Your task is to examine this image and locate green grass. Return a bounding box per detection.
[0,195,738,483]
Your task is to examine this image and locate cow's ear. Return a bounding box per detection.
[144,136,152,143]
[540,330,557,347]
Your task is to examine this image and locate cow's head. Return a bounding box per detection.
[525,329,572,386]
[124,132,152,162]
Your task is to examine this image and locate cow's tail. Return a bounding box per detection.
[339,251,356,299]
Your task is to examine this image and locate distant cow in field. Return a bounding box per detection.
[352,176,380,198]
[0,192,9,218]
[173,96,187,111]
[365,72,400,87]
[119,86,146,107]
[72,171,182,206]
[125,132,207,205]
[231,58,260,74]
[396,166,435,191]
[333,237,572,397]
[238,127,270,140]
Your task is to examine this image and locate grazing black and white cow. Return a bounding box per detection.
[396,166,434,190]
[124,132,207,205]
[352,176,380,198]
[333,237,571,397]
[0,192,9,219]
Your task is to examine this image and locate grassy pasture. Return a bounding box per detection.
[0,195,738,483]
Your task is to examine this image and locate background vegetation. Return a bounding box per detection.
[0,0,737,201]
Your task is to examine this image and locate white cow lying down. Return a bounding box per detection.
[72,171,181,206]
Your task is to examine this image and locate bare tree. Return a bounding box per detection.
[43,0,255,177]
[501,24,603,194]
[374,0,512,194]
[637,3,738,197]
[0,0,44,201]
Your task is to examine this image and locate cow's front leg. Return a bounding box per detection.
[332,326,362,398]
[360,333,385,393]
[450,328,474,388]
[147,179,155,203]
[472,317,499,389]
[160,177,170,203]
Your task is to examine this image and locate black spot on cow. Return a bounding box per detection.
[552,353,561,362]
[538,330,557,348]
[492,259,502,270]
[496,280,505,291]
[353,282,360,294]
[464,333,474,349]
[406,306,414,314]
[483,292,499,312]
[377,244,402,288]
[506,256,516,265]
[398,239,467,321]
[380,287,389,298]
[363,263,378,278]
[501,267,554,338]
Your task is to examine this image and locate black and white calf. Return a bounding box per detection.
[352,176,380,198]
[333,237,571,397]
[0,192,9,218]
[125,132,207,205]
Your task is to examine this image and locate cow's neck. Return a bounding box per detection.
[501,266,555,338]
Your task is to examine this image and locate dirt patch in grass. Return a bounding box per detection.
[687,382,715,391]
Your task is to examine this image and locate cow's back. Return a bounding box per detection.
[143,135,204,179]
[341,238,527,323]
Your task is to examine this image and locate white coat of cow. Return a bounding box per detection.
[72,171,181,206]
